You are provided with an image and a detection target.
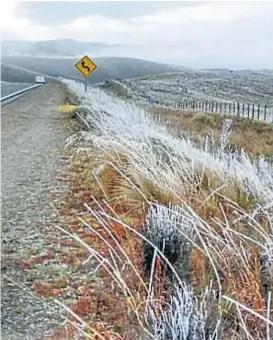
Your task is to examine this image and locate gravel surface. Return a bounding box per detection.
[1,84,77,340]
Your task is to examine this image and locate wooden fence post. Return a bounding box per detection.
[247,104,250,118]
[237,102,240,117]
[229,103,232,114]
[215,102,218,113]
[264,105,267,121]
[252,104,255,119]
[257,105,260,120]
[242,103,245,116]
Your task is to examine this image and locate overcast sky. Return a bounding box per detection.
[1,1,273,69]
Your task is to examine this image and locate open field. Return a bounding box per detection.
[124,70,273,105]
[97,69,273,123]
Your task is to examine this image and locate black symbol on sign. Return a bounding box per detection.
[81,61,90,72]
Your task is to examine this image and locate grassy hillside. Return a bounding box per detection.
[150,107,273,157]
[124,70,273,106]
[1,56,179,84]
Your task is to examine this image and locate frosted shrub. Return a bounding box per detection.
[143,204,195,276]
[148,283,219,340]
[220,119,233,153]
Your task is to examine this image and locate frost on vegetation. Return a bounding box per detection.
[124,71,273,110]
[261,234,273,284]
[64,79,273,209]
[143,204,195,275]
[62,79,273,339]
[219,119,233,153]
[147,282,219,340]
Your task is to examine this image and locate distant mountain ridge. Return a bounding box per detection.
[1,39,126,57]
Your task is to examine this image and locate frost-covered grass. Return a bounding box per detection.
[122,70,273,107]
[61,79,273,339]
[150,107,273,158]
[100,70,273,123]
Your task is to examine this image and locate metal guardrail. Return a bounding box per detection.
[1,84,41,103]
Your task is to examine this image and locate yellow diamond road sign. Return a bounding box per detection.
[75,55,97,77]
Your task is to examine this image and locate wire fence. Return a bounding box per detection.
[148,97,273,124]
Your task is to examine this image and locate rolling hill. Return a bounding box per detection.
[1,56,180,83]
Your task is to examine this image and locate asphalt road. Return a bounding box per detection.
[1,82,35,98]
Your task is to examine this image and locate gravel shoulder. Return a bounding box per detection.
[1,84,78,340]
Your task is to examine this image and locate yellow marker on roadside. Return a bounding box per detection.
[57,104,77,114]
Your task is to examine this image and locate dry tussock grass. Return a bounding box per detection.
[49,146,272,340]
[48,83,272,339]
[150,107,273,157]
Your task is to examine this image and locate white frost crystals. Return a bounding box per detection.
[64,79,272,207]
[147,283,219,340]
[63,79,273,339]
[220,118,233,153]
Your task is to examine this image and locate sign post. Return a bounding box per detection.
[84,77,88,93]
[75,55,97,93]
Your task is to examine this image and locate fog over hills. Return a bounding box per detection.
[1,39,271,84]
[1,39,124,58]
